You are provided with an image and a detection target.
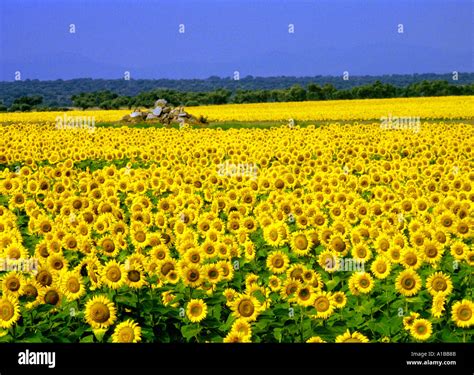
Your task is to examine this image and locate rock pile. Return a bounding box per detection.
[121,99,205,126]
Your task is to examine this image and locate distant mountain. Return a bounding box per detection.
[0,73,473,107]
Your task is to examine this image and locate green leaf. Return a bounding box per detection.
[181,324,201,340]
[273,328,283,342]
[80,335,95,343]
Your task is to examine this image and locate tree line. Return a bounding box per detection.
[1,79,473,112]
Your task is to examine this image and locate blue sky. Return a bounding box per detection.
[0,0,472,80]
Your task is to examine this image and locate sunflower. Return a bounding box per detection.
[47,254,68,273]
[203,264,222,284]
[426,272,453,296]
[451,300,473,328]
[312,291,334,319]
[186,299,208,323]
[370,256,391,279]
[350,272,375,294]
[1,271,24,297]
[318,250,340,273]
[156,258,176,279]
[450,241,468,260]
[454,219,471,238]
[112,320,142,343]
[60,271,85,301]
[263,223,285,247]
[217,261,234,281]
[266,251,290,274]
[437,211,456,230]
[402,312,420,330]
[328,234,349,256]
[85,295,117,329]
[21,279,41,309]
[184,248,204,265]
[421,240,443,264]
[466,251,474,266]
[125,266,147,289]
[295,285,315,307]
[290,231,312,256]
[223,288,237,304]
[332,291,347,309]
[400,248,422,270]
[335,330,369,343]
[410,319,432,341]
[351,243,372,262]
[230,318,252,339]
[231,295,261,321]
[268,275,281,292]
[0,295,20,329]
[180,264,203,288]
[35,267,54,287]
[395,269,422,297]
[306,336,326,343]
[101,260,126,289]
[223,331,251,343]
[431,294,446,318]
[39,286,62,307]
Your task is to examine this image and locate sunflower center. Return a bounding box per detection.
[102,239,115,253]
[187,270,199,282]
[190,305,203,316]
[8,249,20,259]
[332,238,345,252]
[273,257,284,268]
[298,288,310,300]
[315,297,330,312]
[343,338,362,343]
[128,270,141,282]
[432,277,447,292]
[6,278,20,292]
[107,267,121,282]
[457,224,468,234]
[91,303,110,323]
[134,231,146,243]
[416,324,427,334]
[0,302,14,320]
[376,263,387,273]
[269,230,279,241]
[118,327,135,342]
[359,279,369,288]
[238,300,255,317]
[458,306,472,321]
[36,270,53,287]
[209,270,218,279]
[295,235,308,250]
[161,262,174,276]
[67,278,80,293]
[405,254,417,266]
[23,285,38,298]
[402,276,415,290]
[425,246,437,258]
[45,290,60,305]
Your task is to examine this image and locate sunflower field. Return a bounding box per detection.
[0,101,472,343]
